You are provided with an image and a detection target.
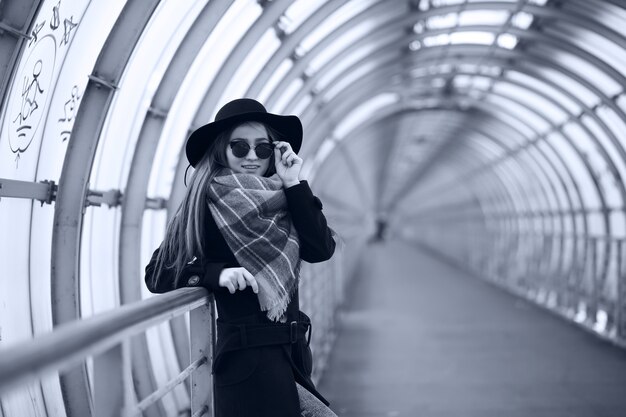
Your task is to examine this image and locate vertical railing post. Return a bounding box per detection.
[94,343,127,417]
[618,240,626,341]
[190,296,215,417]
[590,237,599,325]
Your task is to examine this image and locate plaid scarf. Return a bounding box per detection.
[206,169,301,322]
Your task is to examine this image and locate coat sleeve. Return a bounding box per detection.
[284,180,336,263]
[144,244,225,294]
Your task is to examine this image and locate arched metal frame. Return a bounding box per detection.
[296,17,620,221]
[2,0,626,416]
[285,0,625,338]
[48,2,165,416]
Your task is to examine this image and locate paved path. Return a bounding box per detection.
[318,241,626,417]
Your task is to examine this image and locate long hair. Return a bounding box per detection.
[151,121,278,289]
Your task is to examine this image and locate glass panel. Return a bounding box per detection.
[85,0,208,330]
[519,149,559,213]
[509,157,544,213]
[1,0,125,413]
[299,0,378,53]
[597,104,626,185]
[423,33,450,47]
[257,58,293,103]
[307,17,380,74]
[526,145,569,211]
[431,0,464,6]
[459,10,510,26]
[546,131,601,210]
[323,59,378,101]
[426,13,458,30]
[532,44,622,98]
[468,133,505,159]
[582,112,626,202]
[272,77,303,114]
[505,70,581,115]
[465,100,533,145]
[450,31,495,45]
[146,0,261,201]
[562,122,618,208]
[562,0,626,41]
[479,119,520,149]
[493,82,568,125]
[91,0,206,193]
[536,139,582,211]
[525,65,599,108]
[470,75,492,90]
[291,93,312,117]
[511,11,534,29]
[494,162,527,213]
[314,30,396,92]
[610,211,626,239]
[546,21,626,78]
[0,0,123,356]
[497,33,518,50]
[484,95,552,134]
[280,0,330,35]
[218,28,280,106]
[617,94,626,115]
[599,174,623,210]
[588,212,606,236]
[453,74,472,88]
[333,92,398,138]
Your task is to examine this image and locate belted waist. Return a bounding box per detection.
[212,311,312,373]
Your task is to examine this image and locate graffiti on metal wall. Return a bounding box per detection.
[7,0,79,167]
[58,85,81,142]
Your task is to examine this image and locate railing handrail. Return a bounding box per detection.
[0,287,210,394]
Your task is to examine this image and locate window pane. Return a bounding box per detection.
[546,131,601,210]
[459,9,510,26]
[582,112,626,202]
[493,82,569,125]
[547,21,626,78]
[147,0,261,200]
[532,43,622,98]
[299,0,378,53]
[484,95,552,134]
[281,0,330,35]
[218,28,280,105]
[537,139,581,211]
[257,59,293,103]
[526,65,599,108]
[308,18,380,74]
[505,70,581,115]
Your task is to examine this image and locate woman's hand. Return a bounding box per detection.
[274,141,302,188]
[218,267,259,294]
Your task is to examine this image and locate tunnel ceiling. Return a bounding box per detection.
[0,0,624,353]
[1,0,626,415]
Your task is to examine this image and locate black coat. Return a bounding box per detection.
[144,181,336,417]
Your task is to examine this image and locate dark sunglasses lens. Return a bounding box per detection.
[255,143,274,159]
[230,142,250,158]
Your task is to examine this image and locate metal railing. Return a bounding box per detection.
[402,221,626,349]
[0,287,215,417]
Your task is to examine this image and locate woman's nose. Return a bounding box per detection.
[245,149,259,160]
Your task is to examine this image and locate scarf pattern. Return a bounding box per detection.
[207,170,301,322]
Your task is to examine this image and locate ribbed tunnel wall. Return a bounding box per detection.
[0,0,625,416]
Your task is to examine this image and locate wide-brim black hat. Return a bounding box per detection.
[185,98,303,167]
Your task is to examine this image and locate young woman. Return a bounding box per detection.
[144,98,337,417]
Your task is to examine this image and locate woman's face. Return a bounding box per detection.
[226,122,272,176]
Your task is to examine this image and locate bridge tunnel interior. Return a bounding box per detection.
[1,0,626,416]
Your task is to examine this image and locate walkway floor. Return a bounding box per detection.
[317,240,626,417]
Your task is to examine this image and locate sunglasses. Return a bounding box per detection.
[229,141,275,159]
